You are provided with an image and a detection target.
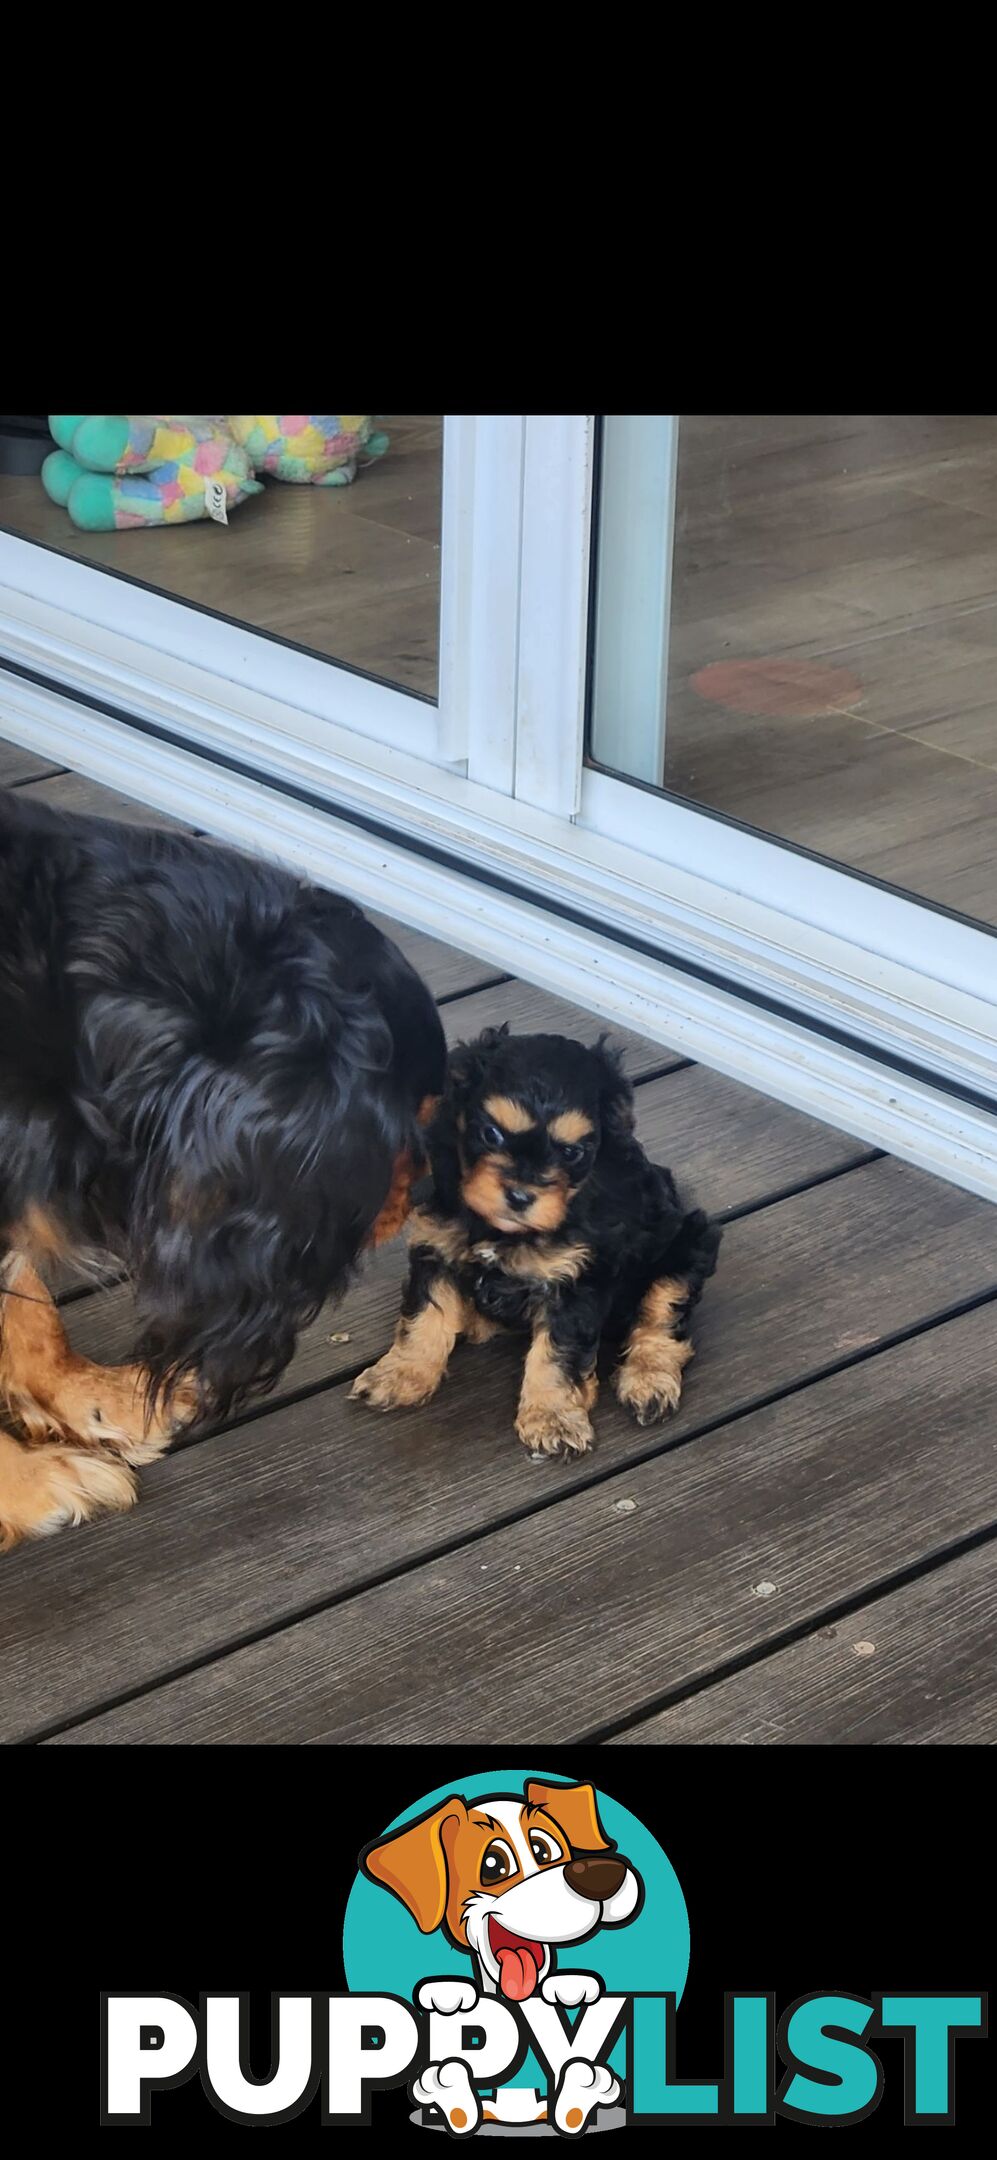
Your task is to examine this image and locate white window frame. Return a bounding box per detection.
[2,413,997,1199]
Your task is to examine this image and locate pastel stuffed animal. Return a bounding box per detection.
[42,415,261,530]
[228,414,389,485]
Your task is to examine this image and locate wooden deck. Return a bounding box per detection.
[2,747,996,1746]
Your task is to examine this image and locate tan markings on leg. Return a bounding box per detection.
[549,1110,594,1143]
[1,1257,74,1440]
[350,1277,465,1410]
[483,1095,536,1133]
[515,1326,597,1458]
[1,1258,195,1461]
[461,1302,500,1344]
[416,1094,441,1128]
[0,1423,136,1552]
[407,1210,471,1267]
[613,1276,693,1426]
[6,1205,71,1270]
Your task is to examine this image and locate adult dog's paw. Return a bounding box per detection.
[0,1432,137,1551]
[412,2059,481,2136]
[44,1360,199,1461]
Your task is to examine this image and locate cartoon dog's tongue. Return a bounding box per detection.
[489,1918,544,2001]
[496,1943,541,2000]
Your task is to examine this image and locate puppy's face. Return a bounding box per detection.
[447,1029,633,1237]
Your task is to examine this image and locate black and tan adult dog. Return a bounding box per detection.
[0,791,444,1547]
[350,1024,721,1455]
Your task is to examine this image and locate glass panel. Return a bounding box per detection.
[0,414,442,699]
[589,415,997,929]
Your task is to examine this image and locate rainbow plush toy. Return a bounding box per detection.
[228,415,389,485]
[42,416,261,531]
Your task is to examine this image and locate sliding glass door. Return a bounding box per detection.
[2,414,996,1193]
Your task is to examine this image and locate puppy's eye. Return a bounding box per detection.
[480,1122,506,1151]
[529,1832,563,1865]
[559,1143,587,1167]
[481,1839,517,1884]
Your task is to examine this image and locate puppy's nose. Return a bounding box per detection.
[564,1854,627,1901]
[505,1187,533,1212]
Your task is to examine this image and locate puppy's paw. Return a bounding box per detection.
[515,1400,595,1458]
[613,1341,691,1426]
[0,1435,137,1551]
[541,1972,602,2007]
[412,2059,481,2135]
[416,1979,478,2016]
[349,1349,445,1411]
[554,2058,620,2134]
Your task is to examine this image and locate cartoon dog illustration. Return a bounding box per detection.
[361,1779,642,2133]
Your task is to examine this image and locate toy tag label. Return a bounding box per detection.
[204,478,229,525]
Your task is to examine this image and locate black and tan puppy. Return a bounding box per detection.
[350,1025,721,1456]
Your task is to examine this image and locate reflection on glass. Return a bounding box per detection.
[0,414,442,699]
[590,415,997,929]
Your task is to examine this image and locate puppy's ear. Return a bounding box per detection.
[361,1796,469,1933]
[592,1035,635,1139]
[525,1781,614,1854]
[447,1023,510,1105]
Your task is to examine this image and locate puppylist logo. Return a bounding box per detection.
[101,1771,987,2132]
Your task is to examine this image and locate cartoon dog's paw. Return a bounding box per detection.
[412,2059,481,2136]
[349,1348,444,1411]
[613,1341,691,1426]
[515,1401,594,1459]
[554,2058,620,2134]
[416,1979,479,2016]
[541,1972,602,2008]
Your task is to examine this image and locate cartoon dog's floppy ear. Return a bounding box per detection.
[525,1780,614,1854]
[361,1796,469,1933]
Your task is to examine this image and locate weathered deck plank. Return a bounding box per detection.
[0,739,62,787]
[612,1538,997,1745]
[51,1301,997,1744]
[365,912,507,1003]
[5,1157,997,1741]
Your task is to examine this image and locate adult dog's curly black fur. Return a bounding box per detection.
[0,791,444,1545]
[351,1024,721,1456]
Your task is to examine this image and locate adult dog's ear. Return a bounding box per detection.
[447,1023,511,1107]
[592,1035,635,1139]
[361,1796,469,1933]
[526,1780,614,1854]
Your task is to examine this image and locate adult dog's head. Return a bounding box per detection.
[435,1026,634,1238]
[362,1780,643,2001]
[58,826,445,1418]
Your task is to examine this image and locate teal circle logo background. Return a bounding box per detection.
[343,1770,689,2089]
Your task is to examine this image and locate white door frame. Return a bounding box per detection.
[588,413,679,788]
[1,414,997,1198]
